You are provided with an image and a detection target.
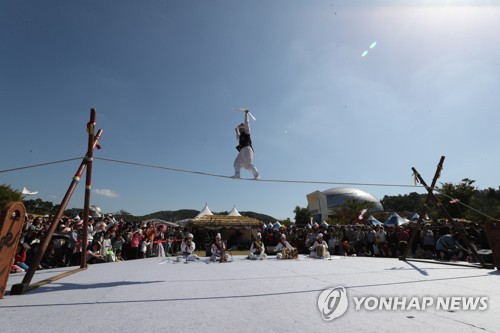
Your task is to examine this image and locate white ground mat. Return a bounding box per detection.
[1,255,498,333]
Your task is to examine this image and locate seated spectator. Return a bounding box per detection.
[10,257,25,273]
[14,243,30,271]
[436,233,466,260]
[87,242,105,264]
[358,245,372,257]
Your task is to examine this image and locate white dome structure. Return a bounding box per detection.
[307,187,383,220]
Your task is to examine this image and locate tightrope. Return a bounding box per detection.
[93,157,423,188]
[0,157,83,173]
[1,156,497,219]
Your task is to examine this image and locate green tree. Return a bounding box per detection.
[280,218,293,228]
[0,184,22,210]
[24,198,55,215]
[380,192,426,213]
[335,199,375,225]
[294,206,311,225]
[438,178,477,218]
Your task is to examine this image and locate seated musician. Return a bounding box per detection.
[309,233,330,259]
[248,232,267,260]
[180,233,199,261]
[274,234,294,259]
[210,233,230,262]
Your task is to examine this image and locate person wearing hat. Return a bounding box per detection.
[309,233,330,259]
[210,233,230,262]
[248,232,267,260]
[180,233,199,261]
[232,109,260,180]
[274,234,294,259]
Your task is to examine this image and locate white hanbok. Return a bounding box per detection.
[210,241,230,262]
[180,241,198,261]
[274,240,293,259]
[309,240,331,259]
[233,112,260,179]
[248,240,267,260]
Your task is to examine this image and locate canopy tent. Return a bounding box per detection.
[195,203,213,218]
[177,203,215,227]
[410,213,431,222]
[384,213,409,227]
[272,221,281,230]
[320,221,329,228]
[410,213,420,222]
[228,206,242,217]
[366,215,383,226]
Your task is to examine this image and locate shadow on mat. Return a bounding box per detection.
[386,261,428,276]
[15,280,164,295]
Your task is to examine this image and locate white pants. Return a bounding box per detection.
[309,251,331,259]
[248,253,267,260]
[210,254,230,262]
[178,254,198,261]
[234,146,259,178]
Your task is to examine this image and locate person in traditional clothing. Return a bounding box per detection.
[248,232,267,260]
[274,234,294,259]
[232,110,260,180]
[309,233,330,259]
[210,233,230,262]
[180,233,199,261]
[153,224,166,257]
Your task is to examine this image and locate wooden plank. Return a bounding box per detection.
[0,202,25,299]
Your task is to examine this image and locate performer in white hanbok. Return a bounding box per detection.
[210,233,230,262]
[248,232,267,260]
[309,233,331,259]
[180,233,199,261]
[274,234,294,259]
[232,109,260,180]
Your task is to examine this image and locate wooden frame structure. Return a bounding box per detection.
[400,156,493,269]
[10,109,103,295]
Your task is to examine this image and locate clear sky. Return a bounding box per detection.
[1,1,500,220]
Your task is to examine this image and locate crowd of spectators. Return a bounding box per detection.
[261,220,491,262]
[11,213,493,274]
[11,214,190,273]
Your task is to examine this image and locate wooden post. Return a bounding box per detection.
[400,156,445,260]
[412,167,488,268]
[80,109,96,268]
[11,109,102,295]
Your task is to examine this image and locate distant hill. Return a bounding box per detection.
[139,209,199,222]
[114,209,277,224]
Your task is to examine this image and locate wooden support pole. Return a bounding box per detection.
[412,167,488,268]
[400,156,445,260]
[80,109,96,268]
[11,109,102,295]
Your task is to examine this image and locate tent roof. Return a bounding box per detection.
[195,203,213,218]
[384,213,408,227]
[367,215,383,226]
[228,206,242,217]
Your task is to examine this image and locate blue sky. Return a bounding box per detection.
[2,1,500,220]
